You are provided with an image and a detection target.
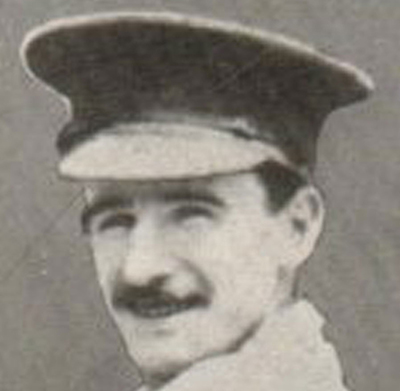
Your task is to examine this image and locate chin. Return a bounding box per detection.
[127,345,195,389]
[124,326,258,389]
[115,306,264,387]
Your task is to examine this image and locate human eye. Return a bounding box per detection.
[90,211,136,233]
[171,204,215,224]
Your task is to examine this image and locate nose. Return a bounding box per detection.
[117,217,177,288]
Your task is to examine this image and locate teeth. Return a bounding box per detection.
[132,302,194,318]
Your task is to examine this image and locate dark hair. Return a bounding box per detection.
[253,160,308,213]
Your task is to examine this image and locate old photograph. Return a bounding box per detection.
[0,1,399,391]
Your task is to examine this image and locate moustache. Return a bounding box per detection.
[111,282,209,319]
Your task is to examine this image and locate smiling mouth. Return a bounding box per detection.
[112,288,208,319]
[130,299,202,319]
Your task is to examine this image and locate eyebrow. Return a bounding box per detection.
[80,196,133,233]
[158,188,226,209]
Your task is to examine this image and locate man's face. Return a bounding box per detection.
[82,171,308,385]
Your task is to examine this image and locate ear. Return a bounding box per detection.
[281,185,325,268]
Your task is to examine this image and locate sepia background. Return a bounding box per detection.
[1,1,399,390]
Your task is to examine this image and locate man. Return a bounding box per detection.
[21,12,373,390]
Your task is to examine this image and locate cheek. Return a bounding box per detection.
[90,234,128,292]
[173,218,280,293]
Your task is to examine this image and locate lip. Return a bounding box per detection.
[112,290,209,319]
[129,300,201,319]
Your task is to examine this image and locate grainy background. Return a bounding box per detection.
[0,1,399,390]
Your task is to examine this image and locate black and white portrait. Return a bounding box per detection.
[0,2,399,391]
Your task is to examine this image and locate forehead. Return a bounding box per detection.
[82,171,266,207]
